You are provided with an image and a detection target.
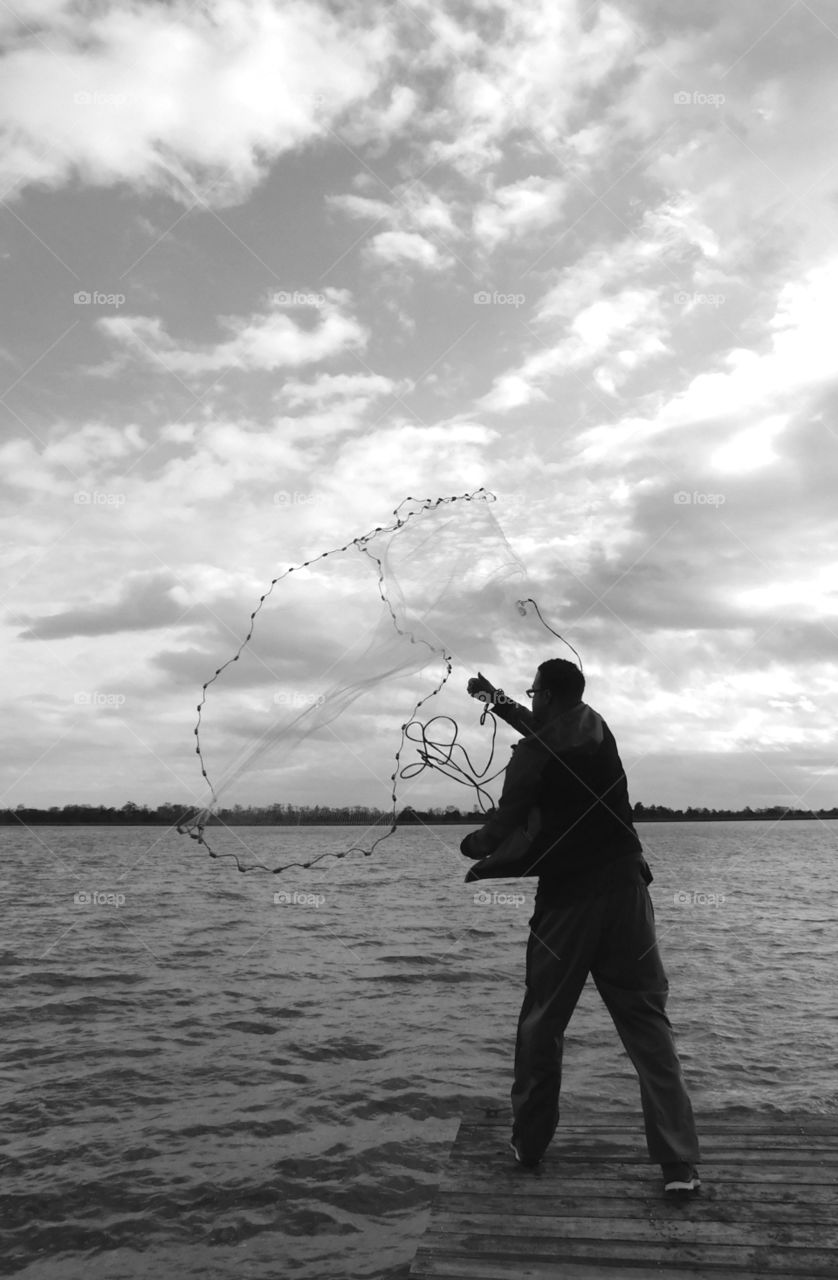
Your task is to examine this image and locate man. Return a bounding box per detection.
[463,658,701,1194]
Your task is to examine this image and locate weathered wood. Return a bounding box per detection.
[459,1120,837,1143]
[432,1210,838,1248]
[411,1261,829,1280]
[448,1153,837,1180]
[436,1185,838,1218]
[461,1125,834,1142]
[417,1237,836,1273]
[466,1115,838,1135]
[409,1112,838,1279]
[455,1137,837,1156]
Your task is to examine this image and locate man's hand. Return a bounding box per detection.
[460,829,493,859]
[466,671,497,703]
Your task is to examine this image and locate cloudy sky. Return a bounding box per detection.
[2,0,837,818]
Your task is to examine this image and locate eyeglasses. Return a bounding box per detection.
[526,687,545,698]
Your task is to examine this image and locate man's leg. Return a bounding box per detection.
[591,879,700,1165]
[511,899,600,1164]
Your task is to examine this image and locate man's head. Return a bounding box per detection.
[528,658,585,725]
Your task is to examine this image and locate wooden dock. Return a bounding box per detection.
[409,1111,838,1279]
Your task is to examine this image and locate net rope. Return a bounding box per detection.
[178,489,580,874]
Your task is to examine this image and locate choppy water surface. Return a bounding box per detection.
[2,820,837,1278]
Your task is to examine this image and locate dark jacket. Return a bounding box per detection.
[461,697,650,902]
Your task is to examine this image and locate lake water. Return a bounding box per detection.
[2,820,837,1278]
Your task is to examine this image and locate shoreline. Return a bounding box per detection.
[3,814,836,826]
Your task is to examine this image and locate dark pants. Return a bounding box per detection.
[511,874,700,1166]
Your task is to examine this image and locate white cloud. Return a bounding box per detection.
[328,181,464,277]
[0,0,391,205]
[340,83,418,150]
[327,194,395,223]
[278,372,413,408]
[479,373,549,413]
[422,0,637,176]
[321,420,496,526]
[141,419,309,500]
[472,176,569,251]
[0,439,64,491]
[710,415,788,473]
[571,290,662,359]
[97,288,368,374]
[479,285,668,411]
[366,230,453,271]
[403,188,463,238]
[473,185,736,413]
[0,423,146,489]
[328,184,463,237]
[535,196,721,327]
[644,195,722,264]
[652,256,838,435]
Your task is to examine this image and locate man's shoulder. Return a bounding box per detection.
[540,703,606,754]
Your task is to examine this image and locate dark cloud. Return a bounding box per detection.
[151,634,339,689]
[16,572,186,640]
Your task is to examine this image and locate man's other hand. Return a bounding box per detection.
[460,830,492,859]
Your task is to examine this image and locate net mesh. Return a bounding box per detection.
[178,488,559,873]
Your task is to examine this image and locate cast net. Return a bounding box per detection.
[178,488,569,873]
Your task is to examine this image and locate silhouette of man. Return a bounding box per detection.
[463,659,701,1193]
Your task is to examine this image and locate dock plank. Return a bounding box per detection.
[436,1185,838,1218]
[411,1261,831,1280]
[409,1111,838,1280]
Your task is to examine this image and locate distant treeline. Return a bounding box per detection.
[2,801,837,826]
[632,804,838,821]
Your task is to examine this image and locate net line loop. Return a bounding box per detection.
[394,597,582,814]
[398,712,505,814]
[398,596,583,813]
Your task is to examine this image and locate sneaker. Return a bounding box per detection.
[509,1138,540,1168]
[662,1162,701,1192]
